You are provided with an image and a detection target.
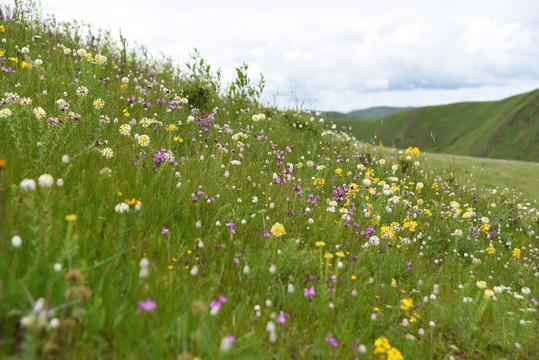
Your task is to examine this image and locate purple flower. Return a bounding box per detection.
[209,301,222,310]
[264,231,270,238]
[304,286,315,298]
[137,298,156,313]
[219,294,228,303]
[161,227,169,235]
[276,311,289,324]
[325,336,339,347]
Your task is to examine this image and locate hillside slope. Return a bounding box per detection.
[341,90,539,161]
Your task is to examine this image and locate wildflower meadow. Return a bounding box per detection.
[1,2,537,359]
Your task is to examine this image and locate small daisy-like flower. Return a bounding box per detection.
[32,107,46,119]
[0,108,12,117]
[119,124,131,136]
[95,54,107,64]
[93,98,104,109]
[101,148,114,159]
[138,135,150,147]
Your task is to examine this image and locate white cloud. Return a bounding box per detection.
[39,0,539,112]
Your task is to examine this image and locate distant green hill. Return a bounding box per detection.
[325,106,412,120]
[347,106,414,119]
[338,89,539,162]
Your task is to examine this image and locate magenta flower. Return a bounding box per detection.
[325,336,339,347]
[210,301,222,310]
[137,298,156,313]
[161,227,169,235]
[276,311,289,324]
[304,286,315,298]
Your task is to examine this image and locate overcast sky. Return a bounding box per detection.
[36,0,539,112]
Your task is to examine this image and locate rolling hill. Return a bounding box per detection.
[336,89,539,162]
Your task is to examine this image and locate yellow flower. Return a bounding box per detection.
[400,298,413,311]
[0,25,5,33]
[124,198,137,206]
[166,124,178,131]
[270,222,286,237]
[387,347,403,360]
[120,84,128,90]
[0,49,5,57]
[173,136,184,143]
[65,214,77,222]
[323,253,334,259]
[512,248,521,261]
[374,337,391,354]
[335,252,345,258]
[8,57,19,63]
[315,241,326,247]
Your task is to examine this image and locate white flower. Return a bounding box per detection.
[49,318,60,329]
[76,86,89,97]
[93,98,104,109]
[231,160,241,165]
[429,321,435,327]
[243,265,250,275]
[32,107,46,119]
[20,178,36,191]
[269,264,276,274]
[369,236,380,246]
[101,148,114,159]
[95,54,107,64]
[11,235,22,248]
[138,135,150,147]
[0,108,12,117]
[38,174,54,188]
[119,124,131,136]
[115,202,130,213]
[53,263,62,272]
[287,283,295,293]
[62,154,69,164]
[121,77,129,84]
[56,178,64,186]
[190,265,199,276]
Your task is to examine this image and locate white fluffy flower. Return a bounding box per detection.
[38,174,54,188]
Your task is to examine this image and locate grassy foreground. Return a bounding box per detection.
[1,2,538,359]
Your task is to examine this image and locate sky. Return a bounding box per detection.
[34,0,539,112]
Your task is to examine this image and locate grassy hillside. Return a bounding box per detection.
[338,90,539,162]
[1,3,538,359]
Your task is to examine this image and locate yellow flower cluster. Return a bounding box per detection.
[374,337,403,360]
[405,146,420,158]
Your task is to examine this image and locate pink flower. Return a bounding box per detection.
[304,286,315,298]
[325,336,338,347]
[161,227,169,235]
[137,298,156,313]
[276,311,289,324]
